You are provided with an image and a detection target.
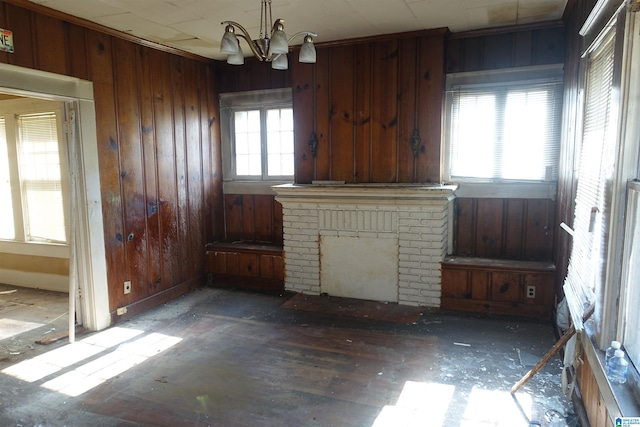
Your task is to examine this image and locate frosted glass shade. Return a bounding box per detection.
[272,54,288,70]
[299,37,316,63]
[227,43,244,65]
[220,28,239,55]
[270,29,288,54]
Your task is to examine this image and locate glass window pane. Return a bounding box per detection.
[234,110,261,176]
[17,112,66,243]
[450,93,496,179]
[503,90,548,180]
[266,108,294,177]
[0,117,15,239]
[448,81,561,181]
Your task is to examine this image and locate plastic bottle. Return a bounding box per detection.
[607,349,628,384]
[605,340,621,367]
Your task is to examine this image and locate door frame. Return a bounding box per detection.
[0,62,110,331]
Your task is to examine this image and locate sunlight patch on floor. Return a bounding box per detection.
[0,318,44,340]
[460,387,533,426]
[372,381,455,427]
[372,381,534,426]
[1,326,182,397]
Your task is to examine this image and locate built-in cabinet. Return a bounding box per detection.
[441,257,555,317]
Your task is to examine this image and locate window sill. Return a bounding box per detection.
[449,181,557,199]
[223,180,293,195]
[0,240,69,258]
[583,319,640,418]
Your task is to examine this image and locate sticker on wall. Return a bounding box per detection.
[0,29,14,53]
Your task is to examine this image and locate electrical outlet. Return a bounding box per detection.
[124,280,131,294]
[116,307,127,315]
[526,285,536,299]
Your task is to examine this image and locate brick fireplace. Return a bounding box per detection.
[273,184,457,307]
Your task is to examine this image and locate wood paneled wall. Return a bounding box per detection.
[454,198,556,261]
[0,1,223,317]
[576,351,615,427]
[292,30,447,184]
[446,23,566,73]
[223,194,283,244]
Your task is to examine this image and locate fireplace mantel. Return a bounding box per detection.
[273,183,458,307]
[273,183,458,203]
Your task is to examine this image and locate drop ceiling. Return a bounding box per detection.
[25,0,568,60]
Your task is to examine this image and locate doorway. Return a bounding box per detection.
[0,62,110,333]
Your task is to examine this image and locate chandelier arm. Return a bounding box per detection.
[221,21,264,60]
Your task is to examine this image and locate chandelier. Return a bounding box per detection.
[220,0,317,70]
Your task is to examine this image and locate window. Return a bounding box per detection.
[444,66,563,182]
[0,99,68,244]
[233,107,294,178]
[563,28,617,333]
[220,88,294,184]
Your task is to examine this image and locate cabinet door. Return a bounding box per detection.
[442,268,470,298]
[470,271,490,300]
[491,272,522,302]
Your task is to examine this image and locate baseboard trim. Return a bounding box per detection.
[110,277,204,324]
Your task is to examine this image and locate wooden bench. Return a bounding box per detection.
[206,241,284,290]
[441,256,556,318]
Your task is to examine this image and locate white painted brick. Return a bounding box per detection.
[398,246,421,255]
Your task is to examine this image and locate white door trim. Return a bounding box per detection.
[0,63,111,331]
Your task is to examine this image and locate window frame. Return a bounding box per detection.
[0,97,69,246]
[443,65,564,196]
[220,88,294,193]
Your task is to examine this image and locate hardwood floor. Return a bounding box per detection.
[0,286,574,426]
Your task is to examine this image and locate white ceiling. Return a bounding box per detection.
[26,0,568,60]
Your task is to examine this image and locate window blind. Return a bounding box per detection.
[448,80,563,181]
[16,112,67,243]
[563,28,617,331]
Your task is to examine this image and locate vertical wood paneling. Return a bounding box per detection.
[4,3,36,68]
[314,48,331,181]
[65,22,89,80]
[0,3,7,65]
[205,64,224,242]
[354,44,372,182]
[222,194,282,244]
[137,45,161,294]
[371,40,399,183]
[33,13,67,74]
[241,195,255,241]
[114,38,148,301]
[254,195,273,242]
[476,199,504,258]
[454,198,556,261]
[512,31,533,67]
[225,194,243,241]
[291,60,315,184]
[446,25,566,73]
[524,199,555,261]
[417,34,445,183]
[482,33,513,69]
[397,38,417,182]
[216,30,447,186]
[329,45,355,182]
[150,48,180,289]
[505,199,525,259]
[455,198,476,256]
[171,55,189,283]
[183,58,205,276]
[85,30,126,308]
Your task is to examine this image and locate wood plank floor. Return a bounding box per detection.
[0,286,575,426]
